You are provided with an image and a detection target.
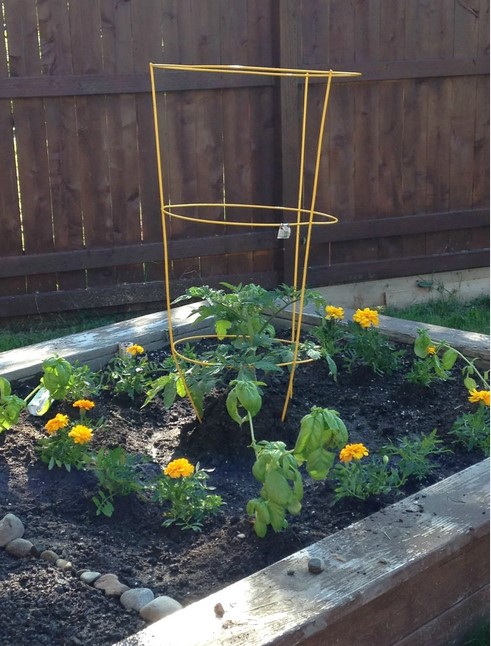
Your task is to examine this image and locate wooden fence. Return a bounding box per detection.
[0,0,489,318]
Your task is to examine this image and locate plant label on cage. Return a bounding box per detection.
[277,224,291,239]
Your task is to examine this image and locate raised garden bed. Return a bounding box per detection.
[0,304,489,646]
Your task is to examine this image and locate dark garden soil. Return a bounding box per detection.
[0,344,485,646]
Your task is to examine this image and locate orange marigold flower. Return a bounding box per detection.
[68,424,93,444]
[352,308,379,329]
[73,399,95,411]
[427,346,437,355]
[325,305,345,321]
[44,414,70,434]
[164,458,195,479]
[126,344,144,356]
[339,443,369,463]
[468,389,490,407]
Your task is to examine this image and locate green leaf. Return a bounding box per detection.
[441,348,458,371]
[268,501,287,532]
[163,380,177,409]
[464,377,477,391]
[235,381,262,417]
[176,376,187,397]
[264,469,291,507]
[414,329,432,358]
[225,390,245,426]
[306,448,335,480]
[215,319,232,340]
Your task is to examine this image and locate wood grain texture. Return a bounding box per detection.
[112,459,489,646]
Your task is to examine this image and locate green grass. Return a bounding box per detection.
[0,294,489,353]
[0,306,162,353]
[460,620,490,646]
[384,295,490,335]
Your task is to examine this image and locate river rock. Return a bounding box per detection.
[120,588,155,612]
[139,596,183,623]
[40,549,59,564]
[56,558,74,572]
[0,514,25,547]
[5,538,34,558]
[94,573,130,597]
[80,571,101,585]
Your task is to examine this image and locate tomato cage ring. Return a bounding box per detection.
[162,203,338,228]
[172,334,317,369]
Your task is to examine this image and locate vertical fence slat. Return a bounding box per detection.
[472,76,490,209]
[5,0,56,295]
[449,76,478,210]
[69,1,113,290]
[101,0,143,286]
[0,1,24,299]
[132,0,164,283]
[38,0,86,292]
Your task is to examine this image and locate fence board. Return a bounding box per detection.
[0,2,23,299]
[0,0,488,319]
[5,0,55,295]
[38,0,86,292]
[101,0,143,286]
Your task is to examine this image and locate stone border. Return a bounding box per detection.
[0,513,183,624]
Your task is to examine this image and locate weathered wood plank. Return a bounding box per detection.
[114,459,489,646]
[0,303,212,382]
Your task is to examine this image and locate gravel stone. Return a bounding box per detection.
[80,571,102,585]
[0,513,25,547]
[120,588,155,612]
[139,596,183,622]
[94,573,130,597]
[40,549,59,564]
[5,538,34,558]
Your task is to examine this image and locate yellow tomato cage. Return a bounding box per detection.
[149,64,361,422]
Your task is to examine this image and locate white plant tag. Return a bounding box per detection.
[27,387,52,416]
[277,223,291,239]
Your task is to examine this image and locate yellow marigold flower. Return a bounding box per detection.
[68,424,93,444]
[339,443,369,463]
[325,305,344,320]
[426,345,436,355]
[126,344,144,356]
[44,414,70,435]
[73,399,95,411]
[164,458,195,479]
[468,389,490,407]
[352,308,379,328]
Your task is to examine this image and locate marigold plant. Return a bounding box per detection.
[352,308,379,329]
[339,443,369,463]
[68,424,93,445]
[44,413,70,434]
[325,305,344,320]
[164,457,195,478]
[154,460,222,531]
[468,388,490,406]
[73,399,95,411]
[126,344,144,356]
